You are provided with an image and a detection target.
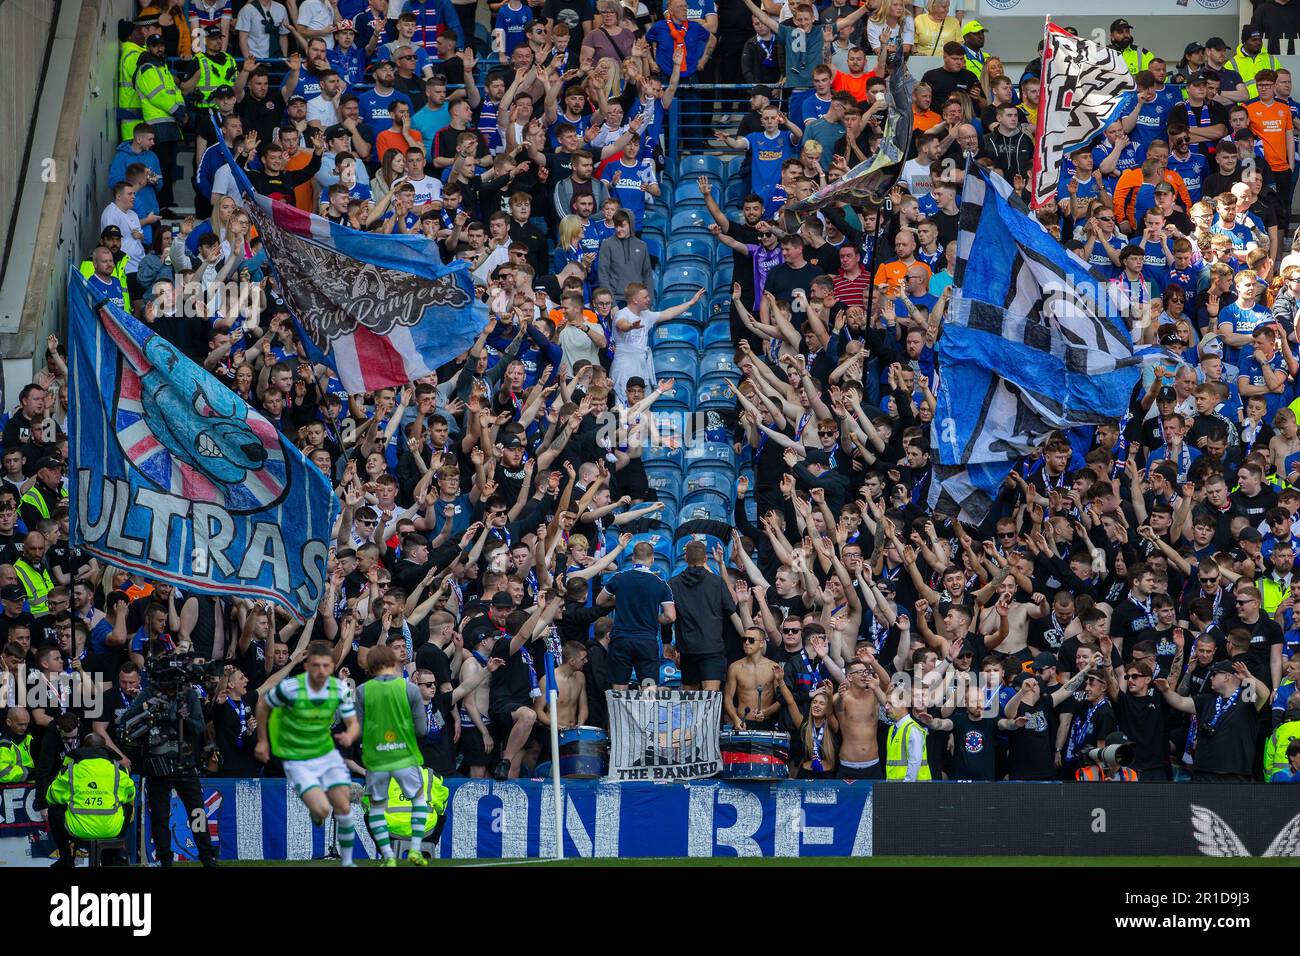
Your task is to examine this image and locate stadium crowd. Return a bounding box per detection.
[3,0,1300,844]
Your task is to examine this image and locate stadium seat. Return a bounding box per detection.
[655,377,695,409]
[639,441,683,468]
[652,320,702,351]
[724,178,748,207]
[644,206,670,231]
[672,532,726,564]
[657,263,711,297]
[713,260,734,289]
[724,154,747,183]
[669,208,713,235]
[643,235,663,263]
[684,441,735,467]
[700,350,741,381]
[672,179,721,209]
[696,379,733,410]
[685,464,735,503]
[619,531,672,565]
[665,236,714,268]
[677,154,725,184]
[678,493,730,523]
[654,348,700,383]
[656,294,707,327]
[702,321,733,349]
[650,408,691,445]
[643,465,683,508]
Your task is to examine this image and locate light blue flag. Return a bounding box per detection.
[67,272,338,621]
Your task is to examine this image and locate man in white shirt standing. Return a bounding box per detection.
[296,0,340,49]
[236,0,294,59]
[100,183,152,297]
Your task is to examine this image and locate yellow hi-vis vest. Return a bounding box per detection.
[193,51,238,108]
[886,715,932,780]
[0,734,33,783]
[135,57,184,127]
[1118,46,1154,76]
[1265,715,1300,781]
[46,757,136,839]
[1228,45,1283,99]
[13,558,53,615]
[365,767,448,838]
[117,41,146,138]
[20,482,67,522]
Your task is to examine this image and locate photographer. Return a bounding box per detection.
[120,651,219,865]
[1074,732,1140,782]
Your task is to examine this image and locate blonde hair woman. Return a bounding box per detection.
[797,687,838,779]
[584,56,623,105]
[557,214,587,274]
[867,0,914,56]
[979,55,1006,102]
[913,0,961,56]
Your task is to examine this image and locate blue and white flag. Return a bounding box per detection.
[214,131,487,395]
[67,272,338,621]
[930,164,1152,522]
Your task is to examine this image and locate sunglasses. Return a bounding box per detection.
[782,627,802,634]
[743,637,762,645]
[416,681,435,688]
[1124,673,1145,680]
[818,430,837,437]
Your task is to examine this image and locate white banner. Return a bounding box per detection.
[606,690,722,782]
[976,0,1233,14]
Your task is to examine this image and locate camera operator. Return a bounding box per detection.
[120,650,218,865]
[1074,731,1139,781]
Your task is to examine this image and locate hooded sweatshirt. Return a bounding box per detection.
[669,565,737,656]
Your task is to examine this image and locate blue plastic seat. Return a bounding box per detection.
[670,208,713,234]
[685,464,736,502]
[619,531,672,565]
[652,320,702,350]
[700,350,741,381]
[643,465,683,507]
[684,441,735,466]
[673,532,726,563]
[657,263,711,297]
[678,154,725,184]
[702,321,733,349]
[654,348,700,383]
[650,408,691,443]
[679,493,730,523]
[696,378,733,410]
[644,206,669,230]
[724,178,749,207]
[673,180,721,208]
[655,377,696,409]
[656,295,708,327]
[713,260,734,288]
[665,236,715,268]
[643,235,663,262]
[640,440,683,467]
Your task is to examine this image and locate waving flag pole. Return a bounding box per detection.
[544,641,563,861]
[1029,17,1054,210]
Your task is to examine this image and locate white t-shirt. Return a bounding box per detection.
[406,173,443,207]
[307,93,341,128]
[900,157,934,197]
[296,0,336,49]
[235,1,290,58]
[100,204,144,272]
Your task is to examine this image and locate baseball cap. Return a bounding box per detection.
[1156,385,1177,402]
[1109,18,1132,31]
[213,85,235,98]
[1205,36,1228,51]
[1184,41,1205,55]
[501,435,524,449]
[1242,24,1264,41]
[100,224,123,239]
[1154,181,1175,195]
[35,455,63,471]
[326,124,349,140]
[1030,652,1059,673]
[334,18,355,32]
[752,84,773,101]
[961,19,987,36]
[804,449,831,467]
[146,32,164,44]
[373,54,394,67]
[0,585,25,602]
[204,25,223,37]
[288,94,308,104]
[1207,660,1237,676]
[1237,527,1263,543]
[490,591,516,609]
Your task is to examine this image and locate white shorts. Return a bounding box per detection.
[364,765,424,803]
[283,750,352,798]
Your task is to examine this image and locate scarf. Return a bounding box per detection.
[1066,698,1104,761]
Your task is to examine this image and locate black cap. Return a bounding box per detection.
[35,455,63,471]
[373,54,394,67]
[1242,24,1264,41]
[490,591,515,609]
[1156,385,1177,402]
[626,376,647,390]
[1237,527,1263,542]
[326,123,349,140]
[1030,652,1059,672]
[752,85,773,101]
[288,94,308,104]
[804,449,831,467]
[100,224,123,238]
[501,435,523,449]
[0,585,25,602]
[146,32,164,43]
[1205,36,1228,51]
[205,25,223,37]
[213,85,235,98]
[1109,18,1132,32]
[1207,660,1238,677]
[1184,41,1205,55]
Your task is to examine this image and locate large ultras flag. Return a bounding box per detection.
[930,165,1150,522]
[67,273,337,621]
[215,135,487,394]
[1030,22,1136,210]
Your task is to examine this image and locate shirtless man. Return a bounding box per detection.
[834,658,886,779]
[724,628,800,730]
[536,640,589,729]
[457,632,497,778]
[977,578,1048,665]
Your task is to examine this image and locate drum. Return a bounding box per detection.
[720,730,791,781]
[558,726,609,778]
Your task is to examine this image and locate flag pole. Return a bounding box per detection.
[1029,16,1053,209]
[545,649,563,861]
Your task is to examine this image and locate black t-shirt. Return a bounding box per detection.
[1132,625,1183,679]
[921,66,980,104]
[417,688,457,775]
[1219,614,1282,675]
[762,261,825,314]
[948,710,997,780]
[1192,691,1258,775]
[1007,697,1056,780]
[489,635,536,715]
[212,690,261,776]
[1114,689,1170,771]
[414,639,452,689]
[1062,696,1118,761]
[236,90,288,145]
[1109,596,1156,644]
[1233,486,1278,524]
